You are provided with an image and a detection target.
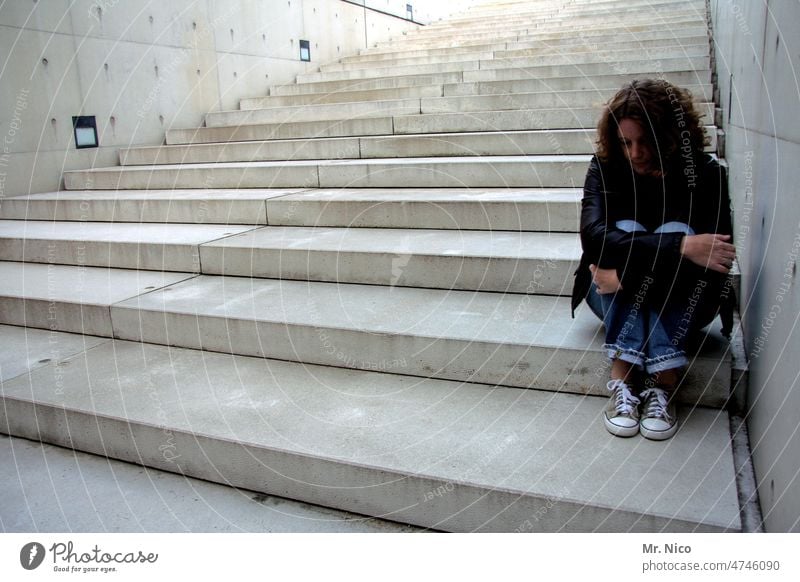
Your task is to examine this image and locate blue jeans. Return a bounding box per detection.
[584,221,717,374]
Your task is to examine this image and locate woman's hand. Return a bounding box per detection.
[680,234,736,273]
[589,264,622,294]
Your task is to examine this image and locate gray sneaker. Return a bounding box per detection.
[604,379,640,437]
[639,387,678,440]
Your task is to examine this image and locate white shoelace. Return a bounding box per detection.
[640,388,674,420]
[607,379,640,415]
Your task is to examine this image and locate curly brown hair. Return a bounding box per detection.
[595,79,708,168]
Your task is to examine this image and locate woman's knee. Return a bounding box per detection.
[615,220,647,233]
[655,221,695,235]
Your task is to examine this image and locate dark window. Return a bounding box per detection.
[72,116,98,149]
[406,4,413,20]
[299,39,311,61]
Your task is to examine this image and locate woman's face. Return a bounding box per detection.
[617,118,655,175]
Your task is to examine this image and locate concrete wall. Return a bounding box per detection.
[709,0,800,532]
[0,0,482,197]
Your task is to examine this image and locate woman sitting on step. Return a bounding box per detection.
[572,78,735,441]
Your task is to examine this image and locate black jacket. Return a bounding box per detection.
[571,153,734,333]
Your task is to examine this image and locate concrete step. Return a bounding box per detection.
[244,82,710,115]
[0,261,193,337]
[0,334,740,532]
[0,221,256,272]
[295,55,707,86]
[112,274,730,405]
[217,87,712,133]
[166,117,396,145]
[243,85,445,109]
[0,189,307,224]
[0,262,732,406]
[390,103,713,134]
[328,42,708,74]
[444,71,712,97]
[374,17,706,49]
[0,188,581,231]
[122,128,716,166]
[205,99,423,129]
[463,61,709,84]
[356,26,708,60]
[270,72,465,97]
[199,226,580,294]
[270,70,711,96]
[0,220,579,293]
[264,188,581,231]
[125,130,596,165]
[64,156,592,190]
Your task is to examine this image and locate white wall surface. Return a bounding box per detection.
[0,0,483,196]
[710,0,800,532]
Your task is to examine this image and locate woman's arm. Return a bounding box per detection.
[582,157,685,275]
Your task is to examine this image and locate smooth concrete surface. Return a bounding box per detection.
[0,435,420,532]
[0,0,430,196]
[330,44,708,74]
[313,155,590,188]
[205,98,424,129]
[0,221,255,272]
[241,85,446,109]
[296,56,705,86]
[109,275,731,405]
[711,0,800,531]
[65,156,591,190]
[264,188,581,231]
[166,117,396,145]
[0,189,306,224]
[0,324,108,383]
[121,138,364,166]
[392,104,714,134]
[270,72,466,97]
[124,130,598,166]
[461,57,710,83]
[199,226,580,293]
[443,72,712,97]
[0,262,194,336]
[64,161,322,191]
[0,339,740,532]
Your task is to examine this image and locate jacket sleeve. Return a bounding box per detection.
[581,156,685,283]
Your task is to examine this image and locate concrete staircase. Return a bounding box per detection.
[0,0,742,531]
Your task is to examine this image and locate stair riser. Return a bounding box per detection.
[0,396,727,532]
[199,247,577,295]
[326,45,707,74]
[166,118,394,145]
[445,73,711,96]
[295,56,707,85]
[0,192,581,230]
[122,132,597,165]
[243,86,444,110]
[266,198,580,231]
[374,18,705,48]
[106,305,729,406]
[205,100,421,129]
[64,166,322,191]
[0,238,201,272]
[65,160,589,190]
[273,63,707,97]
[0,198,276,225]
[355,27,707,61]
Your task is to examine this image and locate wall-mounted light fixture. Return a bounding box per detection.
[72,116,98,149]
[299,39,311,62]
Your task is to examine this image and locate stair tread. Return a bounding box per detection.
[0,329,740,531]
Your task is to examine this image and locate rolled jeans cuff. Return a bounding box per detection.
[646,351,688,374]
[603,344,646,368]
